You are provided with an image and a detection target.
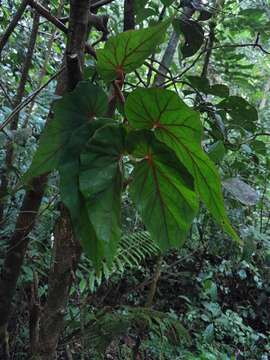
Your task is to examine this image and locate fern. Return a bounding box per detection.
[63,306,190,355]
[79,231,160,292]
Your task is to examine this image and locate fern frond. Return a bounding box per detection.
[79,231,160,292]
[63,306,190,355]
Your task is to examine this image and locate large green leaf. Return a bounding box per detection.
[59,118,114,265]
[79,125,126,262]
[60,155,101,265]
[125,88,238,241]
[24,81,108,181]
[128,130,198,250]
[96,20,170,82]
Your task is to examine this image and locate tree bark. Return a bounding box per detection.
[0,174,47,358]
[35,1,91,358]
[153,6,195,87]
[35,205,81,360]
[23,0,65,129]
[0,20,67,360]
[123,0,134,32]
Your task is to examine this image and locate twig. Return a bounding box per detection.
[0,0,29,58]
[0,66,65,132]
[11,10,40,130]
[144,61,172,81]
[90,0,115,12]
[22,0,65,129]
[153,6,195,87]
[134,70,147,87]
[162,41,270,88]
[112,80,125,105]
[28,0,68,34]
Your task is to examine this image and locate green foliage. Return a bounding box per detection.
[128,130,198,249]
[25,79,239,265]
[1,0,270,358]
[78,231,159,293]
[79,125,125,262]
[96,19,170,81]
[65,306,190,356]
[187,76,230,97]
[217,96,258,132]
[23,82,108,181]
[125,87,238,241]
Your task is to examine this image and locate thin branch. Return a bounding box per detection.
[90,0,115,12]
[144,61,172,81]
[161,41,270,88]
[211,42,270,55]
[23,0,65,129]
[0,67,65,132]
[146,5,166,86]
[28,0,68,34]
[201,22,215,78]
[11,10,40,130]
[134,70,147,87]
[0,0,29,58]
[153,6,195,86]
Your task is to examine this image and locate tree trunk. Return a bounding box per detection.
[0,174,47,359]
[0,16,68,357]
[35,205,81,360]
[35,1,91,358]
[153,6,195,86]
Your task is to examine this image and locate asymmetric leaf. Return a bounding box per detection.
[79,125,126,262]
[24,81,108,181]
[125,88,238,241]
[60,162,101,266]
[128,131,198,250]
[96,20,170,81]
[59,118,114,265]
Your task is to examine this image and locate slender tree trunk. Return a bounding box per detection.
[29,270,40,355]
[23,0,65,129]
[35,1,91,358]
[0,11,40,226]
[35,205,81,360]
[0,23,68,360]
[145,255,162,307]
[123,0,134,31]
[195,0,225,104]
[0,174,47,359]
[153,6,195,86]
